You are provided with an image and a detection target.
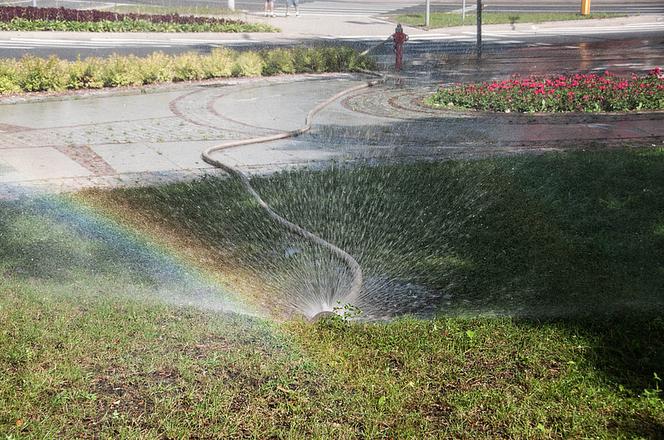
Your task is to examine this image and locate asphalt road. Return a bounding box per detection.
[7,0,664,14]
[1,24,662,61]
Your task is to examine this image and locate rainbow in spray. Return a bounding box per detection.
[0,188,259,318]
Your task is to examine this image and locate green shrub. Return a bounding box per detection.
[0,47,374,94]
[292,48,325,73]
[138,52,174,84]
[0,61,21,94]
[232,51,264,77]
[201,48,234,79]
[172,52,206,81]
[320,47,345,72]
[101,54,143,87]
[261,48,295,76]
[67,57,105,89]
[17,55,66,92]
[322,46,374,72]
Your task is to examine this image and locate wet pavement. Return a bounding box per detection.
[1,38,663,197]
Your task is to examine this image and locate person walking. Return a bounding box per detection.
[264,0,276,17]
[285,0,299,16]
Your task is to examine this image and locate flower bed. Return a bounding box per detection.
[427,69,664,113]
[0,6,276,32]
[0,47,375,94]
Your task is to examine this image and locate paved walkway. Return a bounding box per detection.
[1,64,662,198]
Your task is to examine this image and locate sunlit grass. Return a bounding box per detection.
[393,11,624,28]
[1,148,663,437]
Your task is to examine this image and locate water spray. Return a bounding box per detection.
[202,71,385,317]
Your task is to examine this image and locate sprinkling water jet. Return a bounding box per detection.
[201,73,385,313]
[310,310,337,322]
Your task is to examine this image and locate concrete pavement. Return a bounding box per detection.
[1,61,662,198]
[1,10,663,198]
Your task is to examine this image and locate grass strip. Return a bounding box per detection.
[0,47,375,94]
[393,11,623,28]
[1,149,663,437]
[0,17,274,32]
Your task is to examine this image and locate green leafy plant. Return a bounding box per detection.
[101,54,143,87]
[0,61,20,93]
[138,52,174,84]
[261,49,295,76]
[232,52,264,77]
[332,303,363,321]
[201,48,235,79]
[17,55,66,92]
[67,57,105,89]
[0,47,375,95]
[292,48,326,73]
[172,52,206,81]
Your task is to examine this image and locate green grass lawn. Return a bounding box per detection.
[393,11,623,28]
[1,149,663,437]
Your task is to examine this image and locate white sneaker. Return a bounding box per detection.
[296,11,300,16]
[285,12,289,16]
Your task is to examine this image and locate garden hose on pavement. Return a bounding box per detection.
[202,71,385,311]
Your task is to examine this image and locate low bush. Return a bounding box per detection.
[428,69,664,113]
[16,55,66,92]
[292,48,326,73]
[138,52,174,84]
[0,61,21,94]
[232,51,265,77]
[0,47,376,95]
[67,57,105,89]
[172,52,206,81]
[100,54,143,87]
[261,49,295,76]
[201,48,235,79]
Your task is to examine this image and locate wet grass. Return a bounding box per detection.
[393,11,624,29]
[1,148,663,437]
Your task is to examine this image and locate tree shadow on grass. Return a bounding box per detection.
[442,149,664,398]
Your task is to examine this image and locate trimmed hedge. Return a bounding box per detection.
[0,47,376,94]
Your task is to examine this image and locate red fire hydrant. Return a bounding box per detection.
[391,24,409,71]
